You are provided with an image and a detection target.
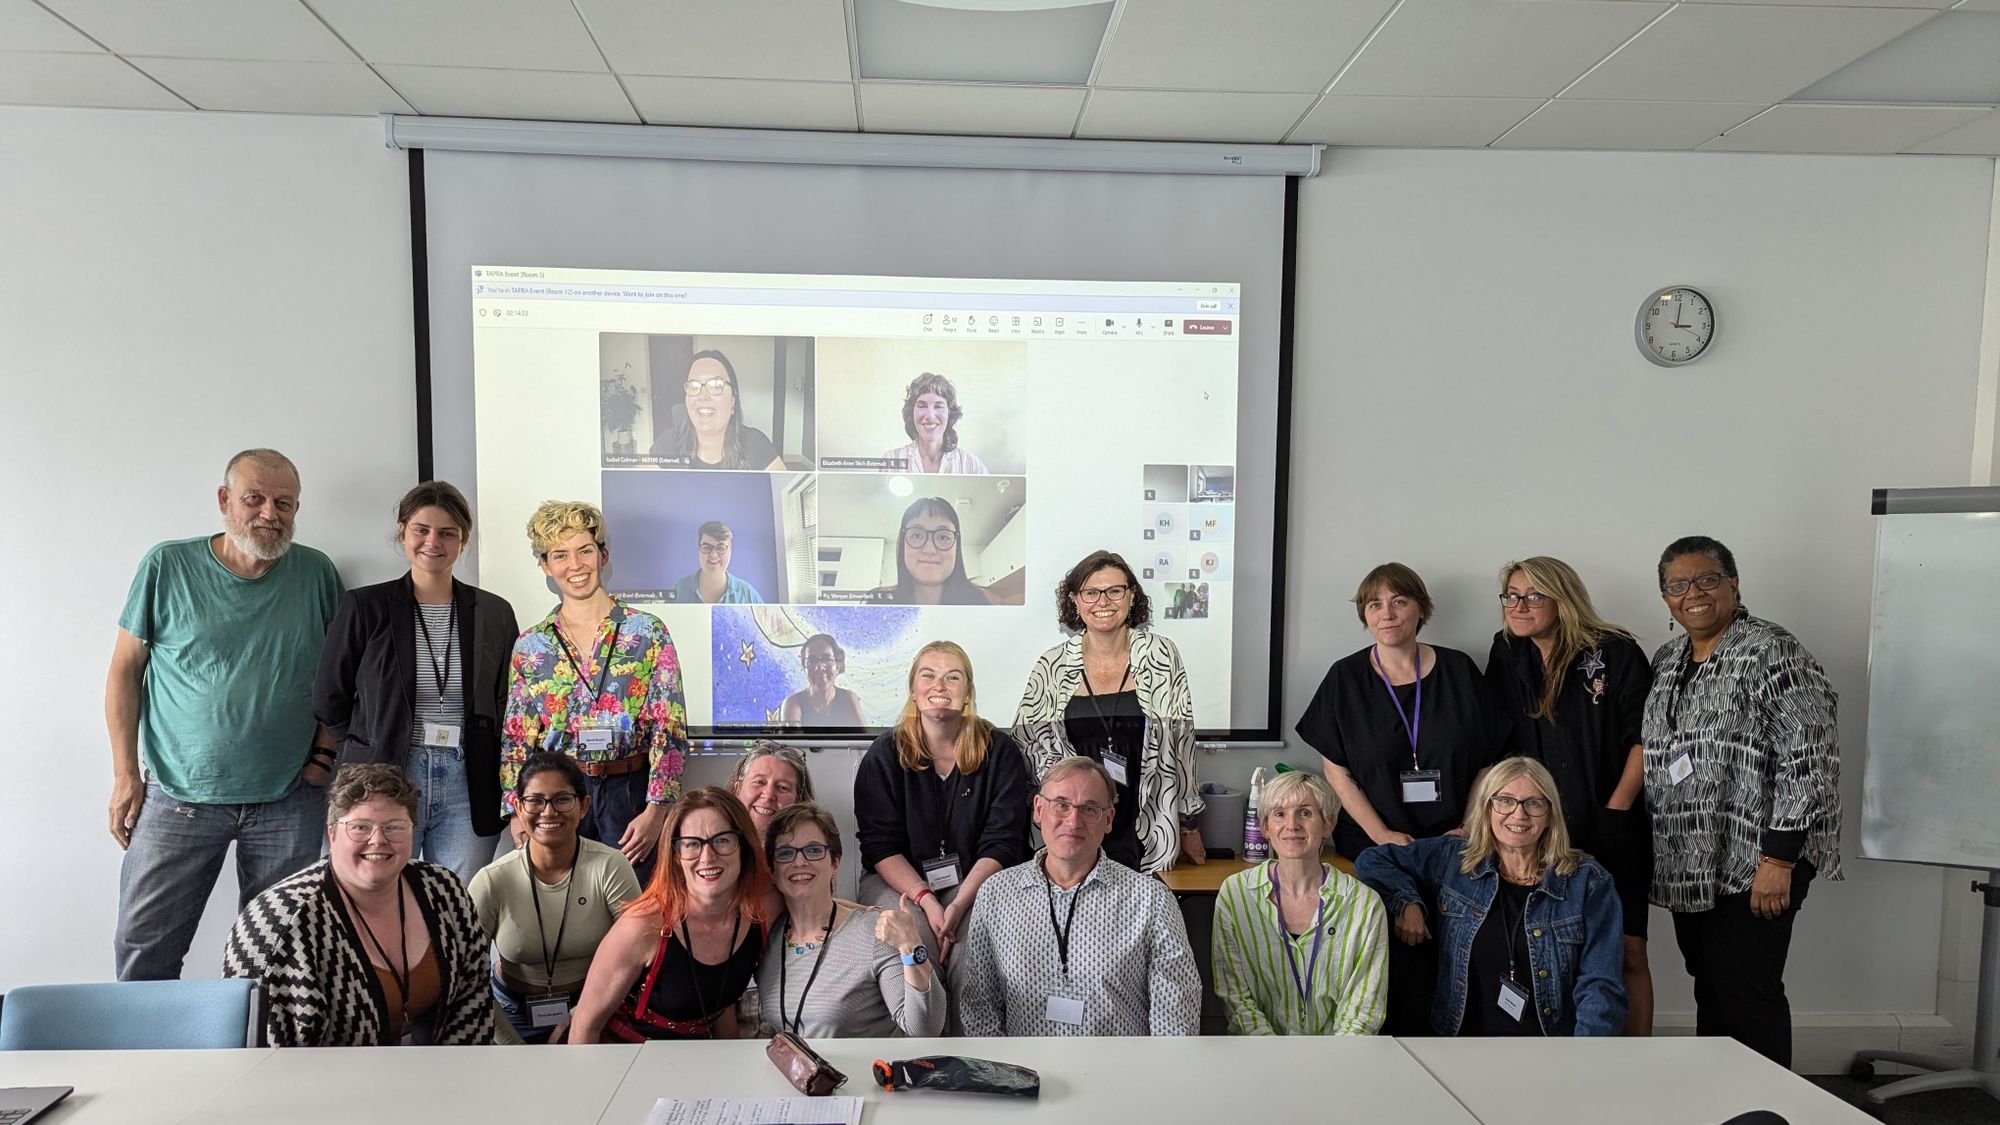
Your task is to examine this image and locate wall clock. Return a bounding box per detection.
[1635,285,1715,367]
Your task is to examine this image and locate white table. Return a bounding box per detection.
[0,1048,273,1123]
[1400,1037,1877,1125]
[595,1035,1482,1124]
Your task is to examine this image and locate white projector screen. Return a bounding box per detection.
[420,150,1291,739]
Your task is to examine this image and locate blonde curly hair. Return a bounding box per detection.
[525,499,607,560]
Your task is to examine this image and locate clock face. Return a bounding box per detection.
[1635,286,1715,367]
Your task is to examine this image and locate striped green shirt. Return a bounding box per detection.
[1212,861,1389,1035]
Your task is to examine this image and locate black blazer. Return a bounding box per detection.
[313,575,520,835]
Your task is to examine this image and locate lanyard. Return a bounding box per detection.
[1043,867,1084,979]
[522,844,574,988]
[1371,645,1422,767]
[1497,880,1530,984]
[414,600,457,708]
[343,881,411,1018]
[1272,865,1330,1013]
[936,767,964,861]
[779,904,837,1034]
[678,913,741,1040]
[554,615,621,712]
[1665,653,1707,736]
[1080,662,1132,753]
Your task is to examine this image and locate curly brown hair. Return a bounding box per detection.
[1055,550,1152,633]
[326,763,420,825]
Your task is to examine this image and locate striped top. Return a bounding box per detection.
[1212,861,1389,1036]
[410,602,464,746]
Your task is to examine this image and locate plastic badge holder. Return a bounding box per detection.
[871,1055,1040,1099]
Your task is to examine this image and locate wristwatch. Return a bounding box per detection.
[1179,814,1202,831]
[900,946,929,967]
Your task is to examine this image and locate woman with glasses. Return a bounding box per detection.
[753,804,944,1038]
[570,787,772,1042]
[854,641,1031,963]
[1014,549,1204,874]
[882,373,989,475]
[1485,556,1656,1036]
[781,634,867,728]
[1355,757,1627,1037]
[877,496,994,605]
[1641,536,1840,1067]
[224,764,492,1046]
[469,753,640,1043]
[650,349,785,470]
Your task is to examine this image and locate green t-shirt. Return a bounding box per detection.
[118,535,343,804]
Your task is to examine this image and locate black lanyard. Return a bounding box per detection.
[554,615,620,709]
[344,882,411,1018]
[1080,662,1132,753]
[1497,881,1530,985]
[1043,869,1084,979]
[415,600,457,708]
[678,913,741,1040]
[522,844,574,988]
[779,904,837,1034]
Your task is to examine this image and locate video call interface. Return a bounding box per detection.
[470,269,1242,735]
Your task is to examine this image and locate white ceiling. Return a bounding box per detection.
[3,0,1999,155]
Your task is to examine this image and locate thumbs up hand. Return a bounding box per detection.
[877,891,923,955]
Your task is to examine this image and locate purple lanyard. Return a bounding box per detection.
[1273,866,1329,1009]
[1372,645,1422,769]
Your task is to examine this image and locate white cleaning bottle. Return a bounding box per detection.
[1243,767,1269,862]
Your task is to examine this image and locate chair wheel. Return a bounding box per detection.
[1849,1058,1875,1081]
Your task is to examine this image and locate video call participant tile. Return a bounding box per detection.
[599,332,816,471]
[598,470,814,605]
[815,473,1028,606]
[814,337,1026,475]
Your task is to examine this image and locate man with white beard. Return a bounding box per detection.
[106,448,343,980]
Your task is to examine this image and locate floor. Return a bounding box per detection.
[1810,1074,2000,1124]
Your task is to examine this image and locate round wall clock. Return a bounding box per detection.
[1635,285,1715,367]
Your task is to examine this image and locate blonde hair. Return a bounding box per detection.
[1498,556,1636,721]
[526,500,607,560]
[1258,770,1339,825]
[893,640,992,774]
[1459,757,1583,878]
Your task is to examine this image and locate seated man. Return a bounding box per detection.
[670,520,763,605]
[955,755,1200,1036]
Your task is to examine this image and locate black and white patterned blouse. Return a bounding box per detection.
[1641,611,1843,912]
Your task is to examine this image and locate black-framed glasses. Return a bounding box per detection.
[519,793,580,813]
[684,377,731,397]
[697,541,731,557]
[1077,584,1131,604]
[1498,592,1552,608]
[903,527,958,551]
[1662,571,1728,597]
[772,842,831,864]
[671,830,743,858]
[803,655,839,669]
[1489,794,1552,817]
[1041,796,1113,821]
[337,817,414,842]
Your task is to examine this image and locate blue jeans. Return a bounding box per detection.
[409,744,497,886]
[114,779,327,981]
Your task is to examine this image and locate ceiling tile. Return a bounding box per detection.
[0,0,99,52]
[130,58,411,114]
[1494,98,1766,149]
[1290,94,1543,146]
[627,76,856,130]
[1903,106,2000,152]
[309,0,605,70]
[40,0,351,61]
[1699,101,1990,151]
[1333,0,1668,98]
[1954,0,2000,9]
[0,49,184,107]
[859,82,1084,136]
[375,65,637,122]
[1794,12,2000,103]
[1094,0,1398,94]
[579,0,850,81]
[1076,89,1315,142]
[1562,4,1934,102]
[1679,0,1950,6]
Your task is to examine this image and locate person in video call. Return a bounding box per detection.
[875,496,994,605]
[651,349,786,471]
[781,633,868,727]
[882,372,988,475]
[670,520,764,605]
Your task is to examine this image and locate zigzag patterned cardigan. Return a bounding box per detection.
[223,859,493,1046]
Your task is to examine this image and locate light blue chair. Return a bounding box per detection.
[0,979,262,1050]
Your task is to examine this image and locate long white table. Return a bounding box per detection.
[0,1047,273,1123]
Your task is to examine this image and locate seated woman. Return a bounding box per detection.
[1212,772,1389,1035]
[651,349,786,470]
[223,763,491,1046]
[881,373,989,475]
[1354,757,1627,1037]
[781,633,867,728]
[729,740,817,840]
[468,753,641,1043]
[874,497,993,605]
[755,804,944,1038]
[569,787,772,1041]
[853,641,1031,962]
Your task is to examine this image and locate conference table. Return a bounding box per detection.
[0,1034,1876,1124]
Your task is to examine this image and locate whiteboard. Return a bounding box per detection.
[1863,507,2000,868]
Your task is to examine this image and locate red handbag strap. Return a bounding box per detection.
[615,926,679,1034]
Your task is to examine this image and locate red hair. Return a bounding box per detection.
[625,786,770,935]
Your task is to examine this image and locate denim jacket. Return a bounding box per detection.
[1354,835,1626,1036]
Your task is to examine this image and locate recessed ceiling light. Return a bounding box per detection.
[856,0,1114,85]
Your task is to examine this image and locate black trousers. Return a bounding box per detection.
[581,769,651,885]
[1386,930,1441,1036]
[1670,860,1815,1068]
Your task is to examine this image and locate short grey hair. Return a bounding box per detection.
[729,740,815,803]
[1039,755,1116,806]
[1259,770,1339,824]
[222,448,299,488]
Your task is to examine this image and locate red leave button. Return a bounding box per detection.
[1182,319,1233,335]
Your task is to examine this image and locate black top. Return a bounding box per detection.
[1485,632,1653,857]
[313,575,521,835]
[1460,880,1541,1037]
[1063,690,1145,870]
[853,726,1032,877]
[643,921,766,1036]
[654,425,780,469]
[1296,645,1501,859]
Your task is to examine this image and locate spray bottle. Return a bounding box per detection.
[1243,767,1269,862]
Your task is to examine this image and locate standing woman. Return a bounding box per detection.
[1485,556,1655,1035]
[1014,549,1205,874]
[653,350,785,470]
[569,787,773,1042]
[1294,561,1500,1035]
[853,641,1032,962]
[315,481,520,886]
[1642,536,1840,1067]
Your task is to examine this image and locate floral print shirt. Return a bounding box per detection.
[500,597,688,812]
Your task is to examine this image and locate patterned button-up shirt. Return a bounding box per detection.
[500,597,688,812]
[955,849,1201,1037]
[1212,861,1389,1035]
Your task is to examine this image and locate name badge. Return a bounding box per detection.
[1044,994,1085,1026]
[1497,978,1530,1022]
[1399,769,1441,804]
[1102,749,1130,787]
[1667,753,1694,786]
[423,722,462,749]
[575,727,615,756]
[922,853,962,892]
[528,996,570,1029]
